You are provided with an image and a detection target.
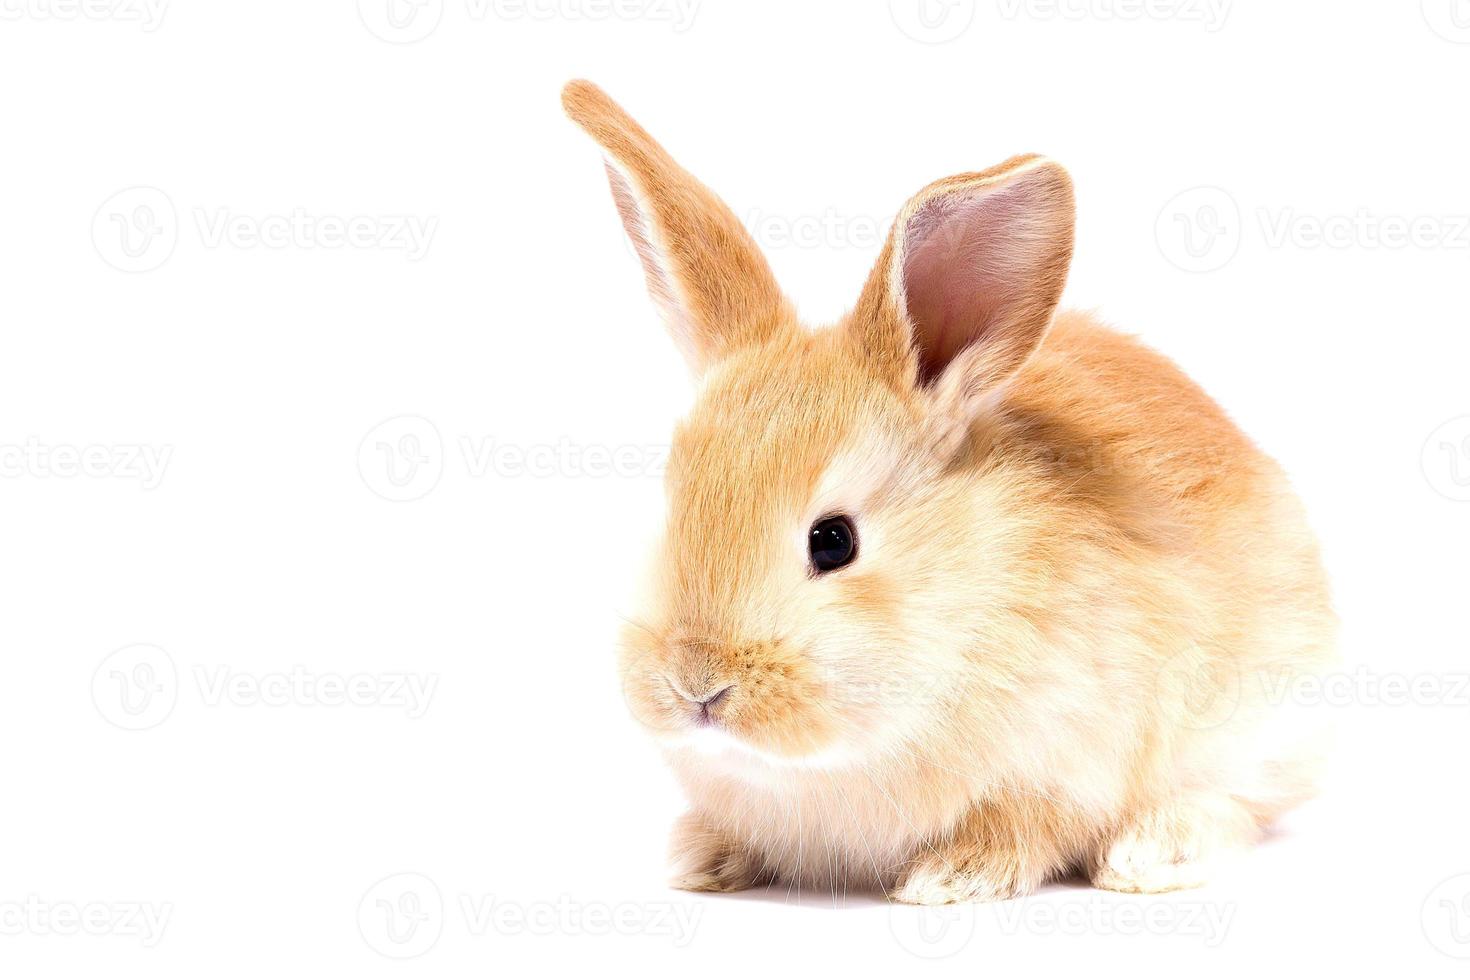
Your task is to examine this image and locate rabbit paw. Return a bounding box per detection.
[891,851,1031,905]
[1089,838,1209,894]
[668,812,769,893]
[1089,797,1253,894]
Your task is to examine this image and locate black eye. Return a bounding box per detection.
[809,515,858,573]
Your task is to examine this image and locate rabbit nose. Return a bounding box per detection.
[694,685,733,709]
[671,681,734,722]
[692,685,733,724]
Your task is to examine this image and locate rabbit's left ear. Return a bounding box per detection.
[851,155,1075,445]
[562,80,794,375]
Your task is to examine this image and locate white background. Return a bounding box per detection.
[2,1,1467,976]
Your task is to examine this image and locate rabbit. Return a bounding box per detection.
[561,79,1336,904]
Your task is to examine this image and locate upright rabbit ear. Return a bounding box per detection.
[562,80,794,374]
[851,155,1075,447]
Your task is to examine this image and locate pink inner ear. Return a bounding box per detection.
[902,180,1046,387]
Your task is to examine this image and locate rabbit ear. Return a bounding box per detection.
[852,156,1075,439]
[562,80,794,374]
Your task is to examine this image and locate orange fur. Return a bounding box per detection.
[566,81,1336,903]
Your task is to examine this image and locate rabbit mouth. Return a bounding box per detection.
[619,626,854,764]
[663,676,735,729]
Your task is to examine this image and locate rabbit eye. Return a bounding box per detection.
[809,516,857,574]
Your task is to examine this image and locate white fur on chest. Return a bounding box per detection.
[666,740,955,888]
